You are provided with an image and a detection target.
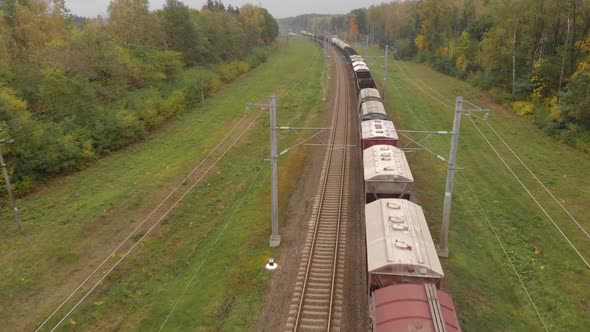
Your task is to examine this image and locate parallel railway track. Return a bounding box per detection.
[285,47,351,331]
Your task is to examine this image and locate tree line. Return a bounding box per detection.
[0,0,279,197]
[287,0,590,153]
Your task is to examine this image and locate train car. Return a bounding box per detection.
[358,88,382,112]
[354,64,376,90]
[363,145,413,202]
[352,60,368,68]
[343,46,358,59]
[360,100,388,121]
[365,199,444,291]
[369,283,461,332]
[361,120,398,149]
[350,56,364,64]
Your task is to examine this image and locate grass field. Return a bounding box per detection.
[363,47,590,330]
[0,37,324,331]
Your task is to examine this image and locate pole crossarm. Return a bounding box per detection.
[395,129,451,134]
[397,132,447,162]
[460,108,490,113]
[303,144,356,147]
[278,127,332,130]
[278,129,330,157]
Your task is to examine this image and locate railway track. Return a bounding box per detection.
[285,47,351,331]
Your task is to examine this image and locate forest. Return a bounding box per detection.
[283,0,590,153]
[0,0,278,197]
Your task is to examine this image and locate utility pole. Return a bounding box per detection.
[437,97,463,257]
[383,45,389,99]
[323,32,327,102]
[268,95,280,247]
[366,34,369,59]
[200,79,205,107]
[246,97,332,248]
[438,97,489,257]
[0,140,23,231]
[246,95,280,247]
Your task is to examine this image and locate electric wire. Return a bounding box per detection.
[34,111,252,332]
[483,120,590,241]
[46,111,263,332]
[158,163,265,331]
[37,40,324,330]
[460,172,549,331]
[387,54,589,243]
[468,115,590,269]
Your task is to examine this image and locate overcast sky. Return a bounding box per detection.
[64,0,386,19]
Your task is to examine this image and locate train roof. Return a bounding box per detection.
[350,55,364,62]
[352,60,368,67]
[359,88,382,101]
[365,199,444,279]
[361,120,398,140]
[372,283,461,332]
[361,101,387,118]
[354,64,371,72]
[363,145,412,183]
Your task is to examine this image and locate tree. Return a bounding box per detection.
[160,0,206,65]
[107,0,164,48]
[348,15,358,41]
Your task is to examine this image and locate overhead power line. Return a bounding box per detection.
[158,163,265,331]
[36,111,254,331]
[468,116,590,269]
[460,172,549,331]
[44,112,264,332]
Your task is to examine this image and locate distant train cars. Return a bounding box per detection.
[311,34,462,331]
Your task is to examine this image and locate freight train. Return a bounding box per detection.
[318,33,462,331]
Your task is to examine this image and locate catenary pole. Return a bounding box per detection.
[269,95,281,247]
[365,34,369,58]
[323,32,327,102]
[200,79,205,107]
[383,45,388,99]
[246,96,332,248]
[0,141,23,231]
[438,96,463,257]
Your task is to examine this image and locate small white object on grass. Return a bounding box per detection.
[266,257,278,270]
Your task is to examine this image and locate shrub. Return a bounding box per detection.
[135,89,163,129]
[511,101,535,116]
[237,61,250,74]
[160,90,187,117]
[218,62,240,82]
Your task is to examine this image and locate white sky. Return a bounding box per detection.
[64,0,386,19]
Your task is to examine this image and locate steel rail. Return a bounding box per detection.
[289,46,350,331]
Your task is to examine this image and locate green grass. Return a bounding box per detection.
[364,48,590,330]
[0,37,325,331]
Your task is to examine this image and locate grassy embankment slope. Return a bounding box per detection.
[0,37,324,331]
[364,47,590,330]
